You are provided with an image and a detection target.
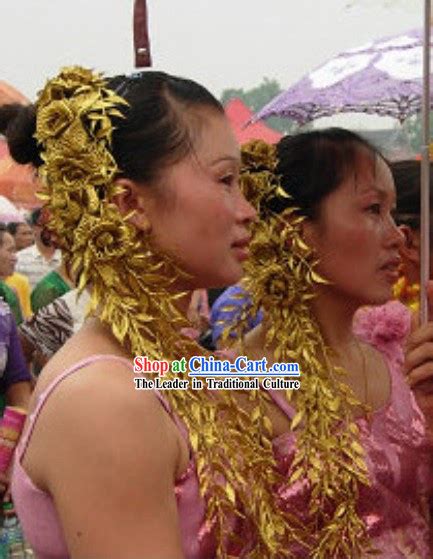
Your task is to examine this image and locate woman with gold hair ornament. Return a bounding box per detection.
[0,66,312,559]
[229,129,433,557]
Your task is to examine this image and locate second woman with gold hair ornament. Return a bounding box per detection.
[230,129,433,557]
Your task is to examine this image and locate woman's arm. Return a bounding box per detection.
[29,362,186,559]
[6,381,31,409]
[404,320,433,433]
[4,315,32,408]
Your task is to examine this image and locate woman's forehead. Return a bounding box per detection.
[193,112,239,163]
[348,151,391,186]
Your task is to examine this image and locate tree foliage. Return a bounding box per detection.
[221,77,299,134]
[402,113,433,154]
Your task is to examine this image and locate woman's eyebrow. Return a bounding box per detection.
[208,155,240,167]
[358,185,387,198]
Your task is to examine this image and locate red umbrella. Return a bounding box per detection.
[225,98,282,144]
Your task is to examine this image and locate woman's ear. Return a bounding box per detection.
[399,225,420,265]
[113,178,152,233]
[299,218,318,251]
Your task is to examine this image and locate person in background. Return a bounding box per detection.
[20,288,90,372]
[380,160,433,439]
[4,275,31,320]
[30,260,73,314]
[183,288,210,342]
[6,222,34,252]
[0,298,32,411]
[0,296,32,499]
[15,208,61,290]
[0,225,23,325]
[389,159,433,311]
[210,283,262,349]
[0,224,32,319]
[207,287,226,307]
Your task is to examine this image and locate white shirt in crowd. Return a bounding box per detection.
[16,245,62,290]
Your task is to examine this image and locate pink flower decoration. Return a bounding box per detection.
[353,301,411,351]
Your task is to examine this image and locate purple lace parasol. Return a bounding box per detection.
[256,28,432,125]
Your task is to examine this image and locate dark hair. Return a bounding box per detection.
[0,223,9,246]
[26,207,53,247]
[0,104,40,166]
[391,159,433,230]
[28,208,42,227]
[6,222,20,236]
[270,128,386,219]
[0,71,223,184]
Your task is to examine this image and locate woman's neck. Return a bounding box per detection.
[310,285,360,351]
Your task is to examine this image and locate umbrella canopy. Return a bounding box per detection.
[256,28,432,125]
[225,98,282,144]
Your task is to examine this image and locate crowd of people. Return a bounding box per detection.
[0,64,430,558]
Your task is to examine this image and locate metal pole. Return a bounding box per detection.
[420,0,431,323]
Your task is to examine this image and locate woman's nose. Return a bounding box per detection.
[387,217,405,248]
[237,192,257,225]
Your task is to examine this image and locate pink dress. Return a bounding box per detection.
[11,302,433,558]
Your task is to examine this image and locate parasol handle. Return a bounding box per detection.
[420,1,431,324]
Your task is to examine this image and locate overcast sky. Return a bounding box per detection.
[0,0,423,102]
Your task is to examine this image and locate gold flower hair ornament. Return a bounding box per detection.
[35,66,197,361]
[223,139,375,557]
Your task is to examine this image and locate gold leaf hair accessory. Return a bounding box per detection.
[231,139,373,557]
[34,66,197,361]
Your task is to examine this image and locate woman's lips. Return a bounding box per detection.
[379,261,400,283]
[232,246,249,261]
[232,238,250,261]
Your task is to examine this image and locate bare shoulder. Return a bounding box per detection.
[22,323,186,557]
[24,319,181,493]
[28,372,184,558]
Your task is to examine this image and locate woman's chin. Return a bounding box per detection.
[364,287,394,307]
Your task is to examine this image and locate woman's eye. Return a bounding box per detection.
[220,175,235,187]
[367,203,381,215]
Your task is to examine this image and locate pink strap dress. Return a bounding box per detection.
[11,301,433,557]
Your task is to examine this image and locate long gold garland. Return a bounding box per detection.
[34,67,372,558]
[226,140,374,556]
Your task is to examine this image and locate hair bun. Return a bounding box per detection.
[0,104,42,167]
